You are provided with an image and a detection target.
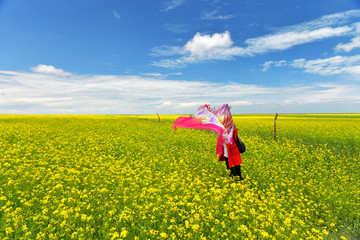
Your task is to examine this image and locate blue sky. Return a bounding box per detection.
[1,0,360,114]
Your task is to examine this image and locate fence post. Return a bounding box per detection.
[157,113,160,122]
[274,113,278,141]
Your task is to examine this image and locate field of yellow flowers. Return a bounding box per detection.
[0,114,359,239]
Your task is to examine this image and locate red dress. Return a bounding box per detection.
[218,127,242,168]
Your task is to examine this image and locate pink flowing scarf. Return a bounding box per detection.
[173,104,235,155]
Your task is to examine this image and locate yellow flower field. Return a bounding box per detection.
[0,114,359,239]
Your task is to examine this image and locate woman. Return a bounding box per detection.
[218,125,244,180]
[173,103,245,180]
[216,106,244,180]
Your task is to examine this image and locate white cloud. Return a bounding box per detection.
[230,101,253,106]
[113,10,120,19]
[1,68,360,114]
[184,31,233,57]
[283,83,360,104]
[152,31,238,68]
[291,55,360,76]
[152,58,188,68]
[201,10,234,20]
[150,45,185,56]
[30,64,70,75]
[152,9,360,68]
[262,60,287,71]
[336,36,360,52]
[261,61,273,72]
[273,60,287,67]
[261,55,360,76]
[140,72,183,78]
[161,0,186,11]
[169,101,208,109]
[278,9,360,32]
[169,72,183,76]
[243,26,352,55]
[141,72,165,78]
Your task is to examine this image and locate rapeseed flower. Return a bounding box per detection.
[0,114,359,239]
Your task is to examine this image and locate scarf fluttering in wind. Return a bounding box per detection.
[173,104,235,155]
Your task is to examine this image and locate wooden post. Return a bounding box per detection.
[274,113,278,141]
[157,113,160,122]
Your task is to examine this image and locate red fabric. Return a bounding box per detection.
[173,117,223,135]
[173,117,225,155]
[173,116,241,167]
[218,127,242,167]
